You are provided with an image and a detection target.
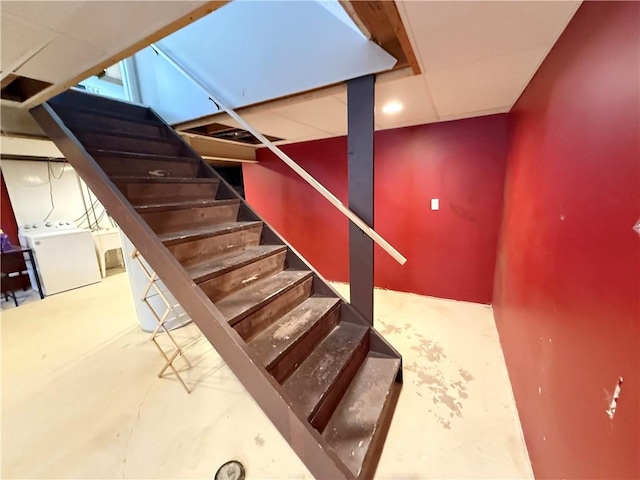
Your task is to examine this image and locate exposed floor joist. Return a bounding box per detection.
[342,1,420,75]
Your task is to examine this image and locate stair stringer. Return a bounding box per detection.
[31,102,358,480]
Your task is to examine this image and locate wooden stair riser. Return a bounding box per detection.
[49,94,154,121]
[323,355,402,479]
[168,225,263,268]
[233,277,313,340]
[97,157,200,178]
[199,249,287,302]
[269,305,340,384]
[119,182,219,206]
[75,131,183,156]
[310,331,370,431]
[142,203,241,235]
[357,381,402,480]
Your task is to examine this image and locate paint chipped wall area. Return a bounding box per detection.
[493,2,640,479]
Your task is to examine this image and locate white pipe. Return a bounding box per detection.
[149,43,407,265]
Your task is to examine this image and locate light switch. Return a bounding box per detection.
[431,198,439,211]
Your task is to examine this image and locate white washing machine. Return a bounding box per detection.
[18,221,102,296]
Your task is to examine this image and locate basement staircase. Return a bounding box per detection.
[31,89,402,480]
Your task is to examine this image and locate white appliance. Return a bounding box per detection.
[18,220,102,296]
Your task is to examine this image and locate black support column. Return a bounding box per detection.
[347,75,375,324]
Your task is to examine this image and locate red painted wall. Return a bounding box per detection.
[1,170,30,292]
[244,115,508,304]
[1,171,20,244]
[494,2,640,478]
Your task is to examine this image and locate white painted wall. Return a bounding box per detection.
[1,159,162,332]
[0,159,116,230]
[133,0,396,124]
[133,45,219,124]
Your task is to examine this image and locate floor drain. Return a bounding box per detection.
[214,460,245,480]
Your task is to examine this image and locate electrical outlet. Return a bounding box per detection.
[431,198,439,211]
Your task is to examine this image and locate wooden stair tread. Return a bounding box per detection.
[89,149,199,162]
[283,322,369,421]
[111,175,219,184]
[249,296,340,370]
[216,269,312,325]
[135,198,239,213]
[65,123,178,143]
[158,221,262,246]
[323,354,401,477]
[50,89,153,120]
[187,245,287,283]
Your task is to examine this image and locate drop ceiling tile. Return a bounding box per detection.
[273,96,347,135]
[332,93,347,105]
[375,75,438,129]
[403,1,581,70]
[427,46,550,116]
[0,14,53,73]
[16,36,105,84]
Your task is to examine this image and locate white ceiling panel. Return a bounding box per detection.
[375,74,438,130]
[402,1,581,70]
[426,45,552,116]
[16,36,104,84]
[274,96,347,136]
[398,0,581,117]
[0,14,53,73]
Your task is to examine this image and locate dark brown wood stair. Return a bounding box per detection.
[324,353,402,479]
[249,296,340,381]
[32,88,402,480]
[283,321,370,428]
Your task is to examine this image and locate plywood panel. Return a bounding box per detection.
[58,2,205,52]
[16,36,104,84]
[0,2,82,33]
[0,14,52,73]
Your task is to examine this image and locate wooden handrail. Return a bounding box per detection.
[149,43,407,265]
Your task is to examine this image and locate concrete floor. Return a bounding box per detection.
[1,271,533,479]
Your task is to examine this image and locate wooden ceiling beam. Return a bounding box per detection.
[343,1,420,75]
[380,2,421,75]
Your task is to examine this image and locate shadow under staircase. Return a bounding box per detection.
[31,89,402,480]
